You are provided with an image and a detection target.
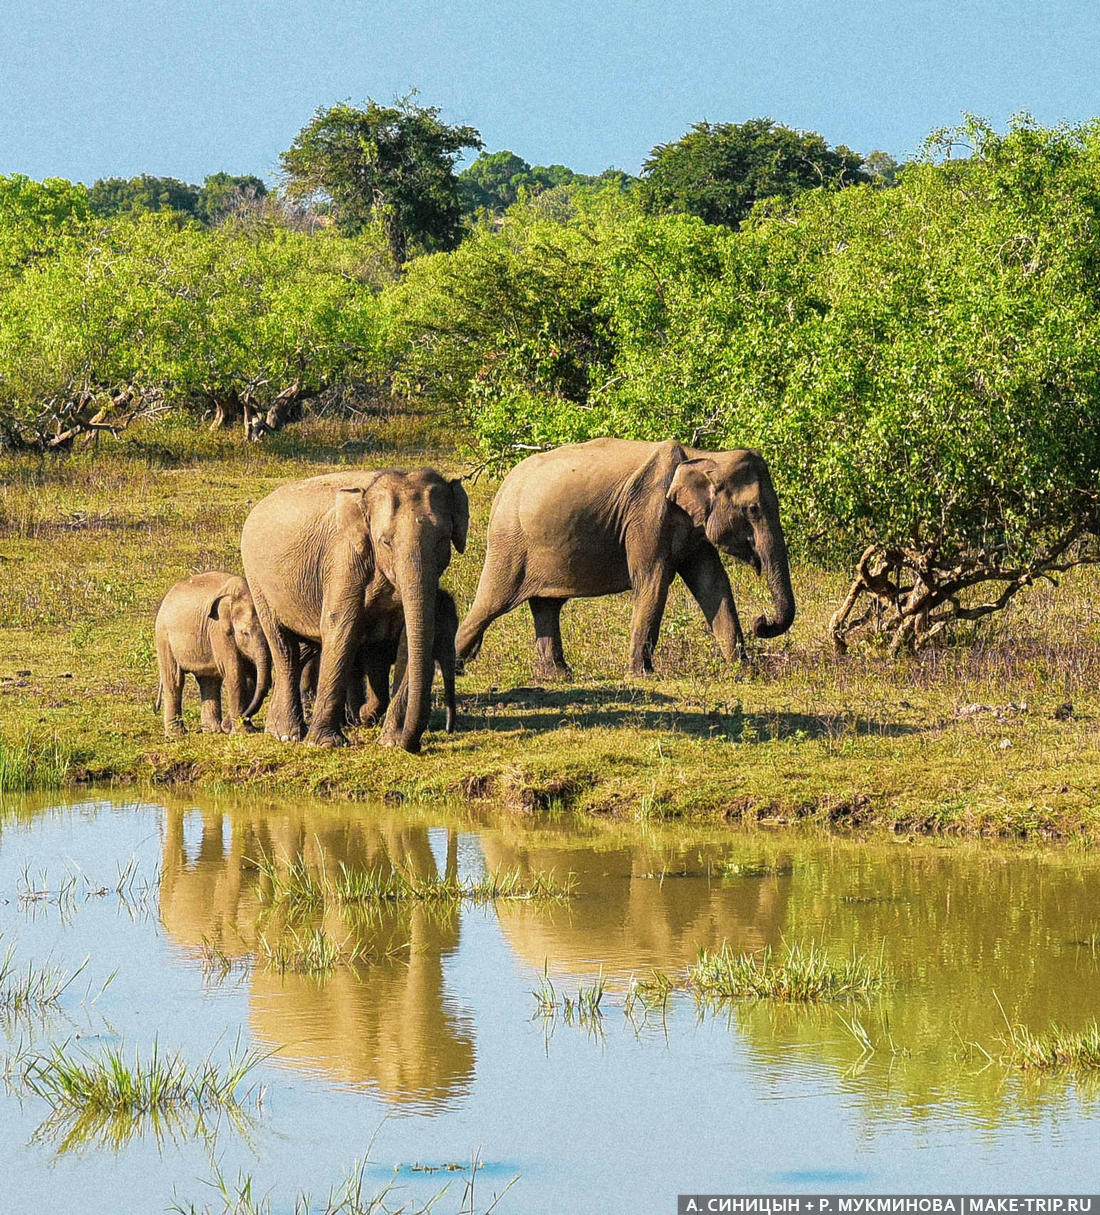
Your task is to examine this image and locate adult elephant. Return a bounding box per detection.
[241,468,468,751]
[455,438,794,677]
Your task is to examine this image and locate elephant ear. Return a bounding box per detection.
[449,478,469,553]
[202,577,239,620]
[667,459,717,528]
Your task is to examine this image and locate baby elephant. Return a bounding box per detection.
[300,589,459,734]
[155,572,272,736]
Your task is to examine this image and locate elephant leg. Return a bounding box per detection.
[197,676,224,733]
[679,547,748,662]
[251,584,306,742]
[438,643,457,734]
[359,643,395,726]
[306,599,364,748]
[158,640,186,737]
[627,570,673,676]
[455,558,524,669]
[529,597,571,680]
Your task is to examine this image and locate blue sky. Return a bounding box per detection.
[3,0,1099,185]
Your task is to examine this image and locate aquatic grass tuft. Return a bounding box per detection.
[257,927,395,975]
[250,850,574,910]
[172,1151,517,1214]
[19,1038,267,1116]
[687,939,890,1002]
[1001,1020,1100,1071]
[0,944,86,1020]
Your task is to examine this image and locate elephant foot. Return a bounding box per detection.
[380,732,421,754]
[232,718,259,734]
[305,726,349,748]
[164,722,186,739]
[201,722,225,734]
[358,704,385,727]
[266,722,304,743]
[533,661,573,682]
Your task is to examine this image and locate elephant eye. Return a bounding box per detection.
[746,503,763,521]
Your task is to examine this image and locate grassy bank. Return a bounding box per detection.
[4,413,1100,838]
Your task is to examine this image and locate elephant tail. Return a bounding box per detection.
[154,681,162,713]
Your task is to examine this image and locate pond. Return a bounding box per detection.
[1,794,1099,1213]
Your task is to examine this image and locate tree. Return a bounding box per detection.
[584,117,1100,650]
[195,173,268,223]
[0,174,89,283]
[459,150,530,212]
[88,175,200,218]
[638,117,868,227]
[280,97,482,263]
[863,149,902,186]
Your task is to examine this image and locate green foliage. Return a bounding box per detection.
[0,210,392,447]
[280,96,482,262]
[459,150,636,214]
[195,172,268,223]
[638,117,868,228]
[88,174,200,218]
[0,174,90,283]
[387,198,620,453]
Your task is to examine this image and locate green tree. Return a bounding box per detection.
[459,150,530,212]
[862,149,902,185]
[0,174,90,282]
[87,174,200,218]
[195,173,268,223]
[280,97,482,263]
[638,117,868,227]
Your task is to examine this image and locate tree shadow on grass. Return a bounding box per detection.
[456,684,921,742]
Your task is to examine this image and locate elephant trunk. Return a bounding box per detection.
[242,640,272,721]
[396,563,437,754]
[752,522,796,640]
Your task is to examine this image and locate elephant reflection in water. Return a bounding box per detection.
[159,805,474,1106]
[477,832,793,981]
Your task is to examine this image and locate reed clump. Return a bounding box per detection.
[251,851,574,911]
[1002,1020,1100,1071]
[18,1039,266,1116]
[687,940,890,1002]
[0,944,84,1020]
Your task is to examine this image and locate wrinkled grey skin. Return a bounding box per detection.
[240,468,468,752]
[456,438,795,677]
[154,572,272,736]
[301,588,460,735]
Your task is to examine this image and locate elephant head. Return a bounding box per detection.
[364,471,468,753]
[203,578,272,721]
[667,449,795,639]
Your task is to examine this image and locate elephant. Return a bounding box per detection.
[455,438,795,678]
[154,571,272,736]
[300,587,460,734]
[240,468,468,752]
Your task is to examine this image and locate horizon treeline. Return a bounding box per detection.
[6,100,1100,641]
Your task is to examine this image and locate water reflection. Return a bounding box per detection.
[159,806,475,1108]
[156,799,1100,1128]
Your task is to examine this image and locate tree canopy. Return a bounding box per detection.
[280,97,482,263]
[638,117,869,227]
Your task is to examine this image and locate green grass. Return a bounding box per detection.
[172,1153,516,1215]
[687,939,891,1002]
[18,1038,266,1116]
[1002,1020,1100,1070]
[0,944,85,1019]
[6,411,1100,836]
[257,928,388,975]
[250,849,574,910]
[0,733,75,792]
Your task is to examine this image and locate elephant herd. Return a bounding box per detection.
[154,437,797,754]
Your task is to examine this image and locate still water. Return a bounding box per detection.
[2,794,1099,1213]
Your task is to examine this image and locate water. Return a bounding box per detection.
[2,794,1099,1213]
